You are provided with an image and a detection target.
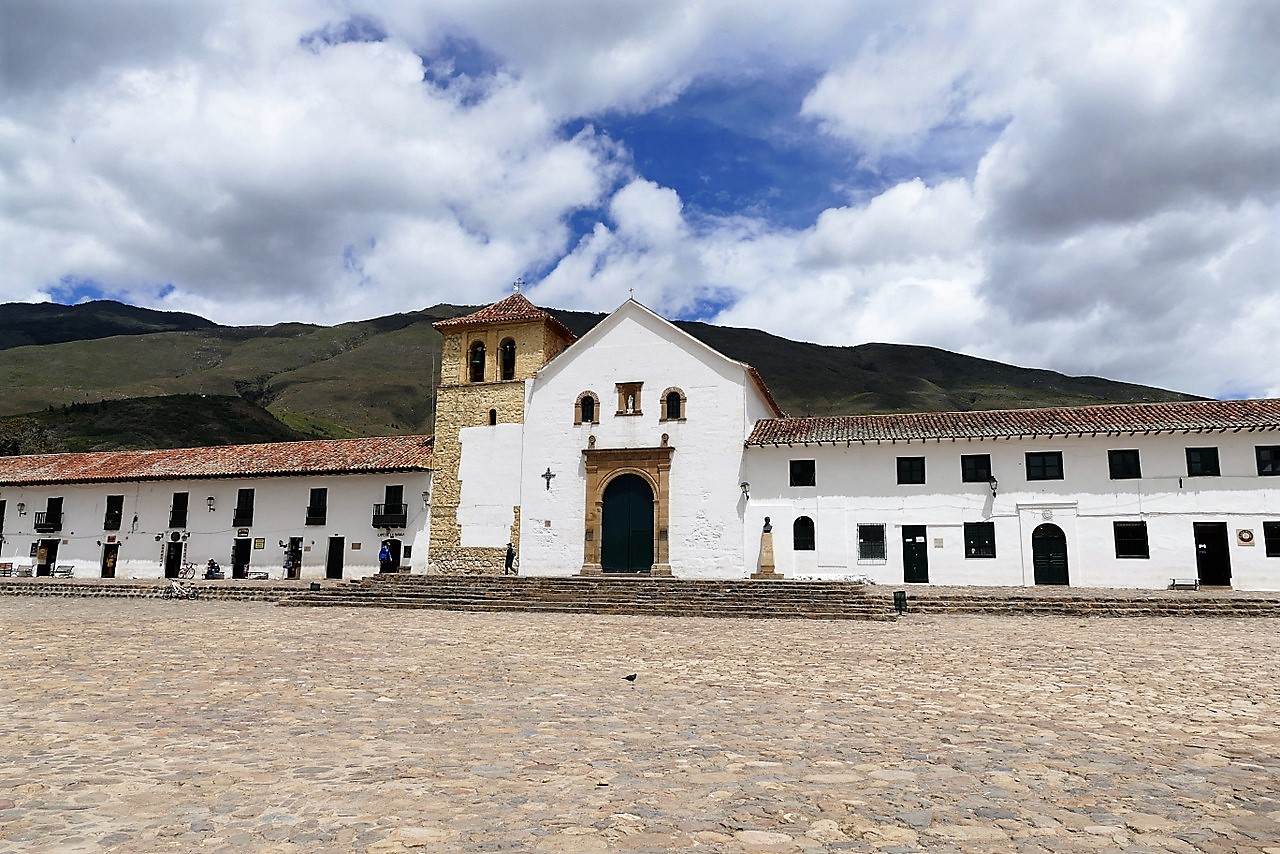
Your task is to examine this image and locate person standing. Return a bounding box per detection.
[378,542,392,573]
[504,543,517,575]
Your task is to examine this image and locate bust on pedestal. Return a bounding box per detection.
[750,517,781,579]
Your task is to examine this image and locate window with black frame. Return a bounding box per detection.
[1113,521,1150,558]
[1256,446,1280,476]
[1108,449,1142,480]
[789,459,816,487]
[1185,447,1220,477]
[897,457,925,485]
[1265,521,1280,557]
[1026,451,1064,480]
[961,454,991,483]
[963,521,996,558]
[857,524,887,561]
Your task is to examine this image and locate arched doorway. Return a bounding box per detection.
[1032,523,1069,585]
[601,474,654,573]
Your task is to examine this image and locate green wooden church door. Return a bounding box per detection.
[601,474,654,573]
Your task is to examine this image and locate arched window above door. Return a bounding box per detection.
[660,387,686,421]
[575,391,600,425]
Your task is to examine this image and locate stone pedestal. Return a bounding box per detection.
[750,527,781,579]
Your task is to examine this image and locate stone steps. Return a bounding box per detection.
[0,580,304,602]
[281,574,896,620]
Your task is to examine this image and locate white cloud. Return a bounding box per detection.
[1,0,1277,400]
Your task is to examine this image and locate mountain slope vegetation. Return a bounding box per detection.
[0,300,1199,451]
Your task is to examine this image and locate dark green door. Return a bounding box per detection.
[601,474,654,573]
[1194,522,1232,586]
[902,525,929,583]
[1032,523,1069,585]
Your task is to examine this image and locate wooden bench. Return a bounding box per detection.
[1169,578,1199,591]
[52,565,74,578]
[0,563,13,577]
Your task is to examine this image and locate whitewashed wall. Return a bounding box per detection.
[0,471,431,580]
[457,423,523,547]
[744,433,1280,590]
[517,303,765,578]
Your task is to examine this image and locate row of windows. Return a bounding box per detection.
[788,518,1280,559]
[788,445,1280,487]
[2,485,411,532]
[468,339,518,383]
[574,386,687,425]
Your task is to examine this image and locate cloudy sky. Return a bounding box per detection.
[3,1,1278,398]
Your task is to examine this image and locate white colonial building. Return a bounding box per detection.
[0,437,432,580]
[4,292,1280,590]
[432,294,1280,591]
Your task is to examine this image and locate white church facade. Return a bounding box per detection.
[4,293,1280,590]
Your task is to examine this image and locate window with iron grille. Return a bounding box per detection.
[1026,451,1064,480]
[1113,521,1150,558]
[964,522,996,558]
[1108,449,1142,480]
[857,524,887,562]
[897,457,925,485]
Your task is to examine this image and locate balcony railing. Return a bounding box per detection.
[169,511,188,529]
[305,506,327,526]
[103,511,123,531]
[232,509,255,527]
[372,502,408,528]
[34,511,62,533]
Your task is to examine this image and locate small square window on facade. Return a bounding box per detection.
[1264,521,1280,557]
[857,523,887,562]
[1108,449,1142,480]
[963,521,996,558]
[1026,451,1064,480]
[789,459,816,487]
[1256,446,1280,476]
[897,457,926,485]
[1113,521,1150,558]
[616,382,643,415]
[1186,447,1220,477]
[961,454,991,483]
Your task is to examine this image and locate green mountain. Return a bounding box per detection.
[0,299,1199,452]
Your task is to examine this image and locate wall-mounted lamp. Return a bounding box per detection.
[740,481,750,500]
[421,490,430,508]
[154,533,163,541]
[206,496,216,512]
[988,476,999,497]
[16,502,26,516]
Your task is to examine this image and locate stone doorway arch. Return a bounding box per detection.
[580,445,673,576]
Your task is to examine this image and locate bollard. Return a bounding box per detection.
[893,590,907,615]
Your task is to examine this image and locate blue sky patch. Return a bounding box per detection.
[49,275,108,305]
[419,34,505,107]
[300,14,387,52]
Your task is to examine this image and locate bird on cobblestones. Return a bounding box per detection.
[624,673,637,682]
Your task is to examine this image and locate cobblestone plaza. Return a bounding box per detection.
[1,599,1277,853]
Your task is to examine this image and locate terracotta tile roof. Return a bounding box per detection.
[0,436,433,486]
[747,399,1280,445]
[746,366,786,417]
[433,293,575,340]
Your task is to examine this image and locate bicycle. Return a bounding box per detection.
[162,579,198,600]
[177,562,197,579]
